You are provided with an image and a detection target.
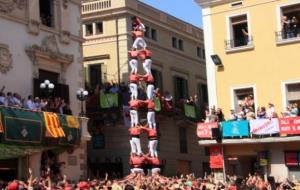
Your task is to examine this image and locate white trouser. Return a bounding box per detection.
[147,111,156,129]
[132,137,142,155]
[143,59,152,75]
[130,109,139,127]
[131,168,144,174]
[151,168,161,175]
[147,84,155,100]
[132,37,147,50]
[129,59,138,74]
[129,83,138,100]
[149,139,158,157]
[129,139,137,154]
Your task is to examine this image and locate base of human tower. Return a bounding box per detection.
[128,16,161,175]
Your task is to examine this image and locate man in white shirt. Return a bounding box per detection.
[25,95,35,110]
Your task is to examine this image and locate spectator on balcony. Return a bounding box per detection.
[291,16,299,37]
[282,15,293,39]
[237,107,246,120]
[267,103,277,118]
[242,27,249,45]
[162,91,173,111]
[209,108,218,122]
[229,109,238,121]
[25,95,35,110]
[34,97,42,111]
[5,92,14,107]
[62,103,72,115]
[216,108,225,122]
[257,107,266,119]
[246,107,255,120]
[12,93,22,107]
[0,92,5,105]
[291,103,299,117]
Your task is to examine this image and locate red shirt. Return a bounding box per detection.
[131,155,145,167]
[147,157,160,166]
[145,50,152,57]
[143,127,157,137]
[129,127,142,136]
[142,74,154,83]
[129,50,139,58]
[129,100,143,110]
[129,74,139,83]
[144,100,155,110]
[133,30,144,37]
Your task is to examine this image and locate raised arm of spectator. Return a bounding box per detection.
[27,168,33,188]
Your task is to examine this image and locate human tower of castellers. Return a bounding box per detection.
[128,16,161,176]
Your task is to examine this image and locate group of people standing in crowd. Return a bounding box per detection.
[0,90,72,115]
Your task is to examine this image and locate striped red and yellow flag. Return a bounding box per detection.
[43,112,65,138]
[0,112,4,133]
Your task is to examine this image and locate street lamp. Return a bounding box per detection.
[77,88,88,116]
[40,80,55,98]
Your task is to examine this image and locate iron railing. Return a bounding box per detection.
[275,30,300,42]
[225,36,253,50]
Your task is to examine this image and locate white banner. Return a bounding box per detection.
[249,119,279,135]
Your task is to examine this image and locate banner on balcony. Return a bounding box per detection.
[197,122,218,138]
[285,152,298,166]
[249,119,279,135]
[279,117,300,135]
[58,115,80,146]
[0,112,4,133]
[222,120,249,137]
[184,104,196,119]
[100,93,119,108]
[44,112,65,138]
[0,107,44,145]
[209,146,223,169]
[154,97,161,112]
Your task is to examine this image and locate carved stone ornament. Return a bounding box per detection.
[0,0,26,13]
[26,35,74,64]
[0,44,13,74]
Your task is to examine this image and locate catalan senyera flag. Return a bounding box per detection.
[0,112,4,133]
[43,112,65,138]
[66,115,80,129]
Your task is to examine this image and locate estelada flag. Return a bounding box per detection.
[43,112,65,138]
[66,115,80,129]
[0,112,4,133]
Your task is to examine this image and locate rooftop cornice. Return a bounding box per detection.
[194,0,239,8]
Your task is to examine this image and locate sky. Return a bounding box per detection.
[141,0,203,28]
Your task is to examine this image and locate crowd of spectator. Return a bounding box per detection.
[0,91,72,115]
[3,169,300,190]
[201,94,300,123]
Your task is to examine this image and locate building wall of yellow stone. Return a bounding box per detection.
[202,0,300,117]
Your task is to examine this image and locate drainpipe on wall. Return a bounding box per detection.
[116,18,121,85]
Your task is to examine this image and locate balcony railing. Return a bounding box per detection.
[225,36,254,51]
[275,30,300,43]
[197,117,300,142]
[0,105,90,146]
[82,0,112,14]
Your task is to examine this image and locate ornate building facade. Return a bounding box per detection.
[0,0,89,180]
